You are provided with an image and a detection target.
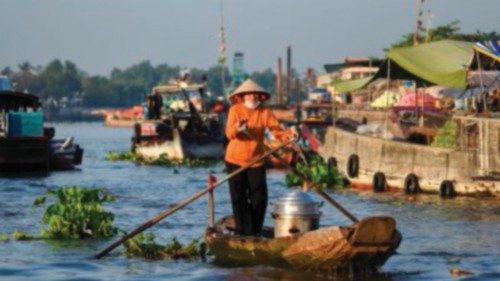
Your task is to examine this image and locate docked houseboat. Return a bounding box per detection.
[318,116,500,197]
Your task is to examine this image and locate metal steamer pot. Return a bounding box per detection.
[272,191,322,238]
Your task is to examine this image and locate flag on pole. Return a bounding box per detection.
[218,26,227,65]
[207,173,218,191]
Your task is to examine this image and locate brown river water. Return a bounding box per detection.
[1,122,499,281]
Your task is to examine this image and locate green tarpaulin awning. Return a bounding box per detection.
[331,40,475,93]
[331,77,373,93]
[386,40,474,89]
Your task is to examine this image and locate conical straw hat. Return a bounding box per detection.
[229,79,270,103]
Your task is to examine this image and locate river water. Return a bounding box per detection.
[0,122,499,281]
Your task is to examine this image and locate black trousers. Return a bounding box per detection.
[226,162,268,236]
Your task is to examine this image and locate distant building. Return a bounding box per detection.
[319,57,383,95]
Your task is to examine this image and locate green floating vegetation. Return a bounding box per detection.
[33,186,117,240]
[106,151,136,161]
[0,233,9,242]
[123,233,207,260]
[285,155,345,190]
[12,230,37,241]
[431,120,457,149]
[106,151,217,168]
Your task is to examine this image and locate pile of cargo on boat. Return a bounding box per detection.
[285,154,345,190]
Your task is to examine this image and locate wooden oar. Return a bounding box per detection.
[94,139,293,259]
[243,130,359,223]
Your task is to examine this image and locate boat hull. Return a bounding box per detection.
[319,125,500,196]
[0,137,50,174]
[205,216,401,274]
[134,128,224,160]
[49,138,84,170]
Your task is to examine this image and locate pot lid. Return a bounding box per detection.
[273,191,320,216]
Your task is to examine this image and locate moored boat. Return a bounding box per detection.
[103,105,145,128]
[49,136,84,170]
[319,119,500,197]
[0,83,84,174]
[132,78,226,161]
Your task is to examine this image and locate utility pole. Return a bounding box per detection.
[413,0,425,46]
[425,9,434,43]
[286,46,292,104]
[276,57,283,104]
[295,78,302,124]
[218,0,227,98]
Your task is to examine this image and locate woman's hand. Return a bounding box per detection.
[237,118,248,133]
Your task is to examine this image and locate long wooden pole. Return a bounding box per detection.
[242,131,359,223]
[208,190,215,228]
[94,140,293,259]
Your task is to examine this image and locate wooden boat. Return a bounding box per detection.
[49,137,84,170]
[103,105,144,128]
[133,121,224,160]
[132,80,225,161]
[205,215,401,274]
[0,90,83,174]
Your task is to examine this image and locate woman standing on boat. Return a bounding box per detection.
[225,79,293,236]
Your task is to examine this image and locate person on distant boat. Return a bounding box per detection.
[148,89,163,120]
[225,79,294,236]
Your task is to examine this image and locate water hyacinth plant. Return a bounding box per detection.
[33,186,117,240]
[123,233,207,260]
[0,233,9,242]
[285,155,345,190]
[106,151,217,168]
[12,230,37,241]
[105,151,136,161]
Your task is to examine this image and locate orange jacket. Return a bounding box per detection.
[225,103,291,167]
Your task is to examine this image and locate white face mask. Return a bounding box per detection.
[244,100,260,109]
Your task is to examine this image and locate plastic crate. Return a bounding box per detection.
[7,111,44,137]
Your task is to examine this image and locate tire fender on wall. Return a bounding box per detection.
[439,180,456,198]
[373,171,387,192]
[347,154,359,178]
[404,173,420,194]
[327,157,337,170]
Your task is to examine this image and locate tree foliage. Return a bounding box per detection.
[390,21,499,49]
[3,59,283,108]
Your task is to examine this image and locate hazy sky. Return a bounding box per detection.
[0,0,498,76]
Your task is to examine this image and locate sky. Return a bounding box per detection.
[0,0,498,76]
